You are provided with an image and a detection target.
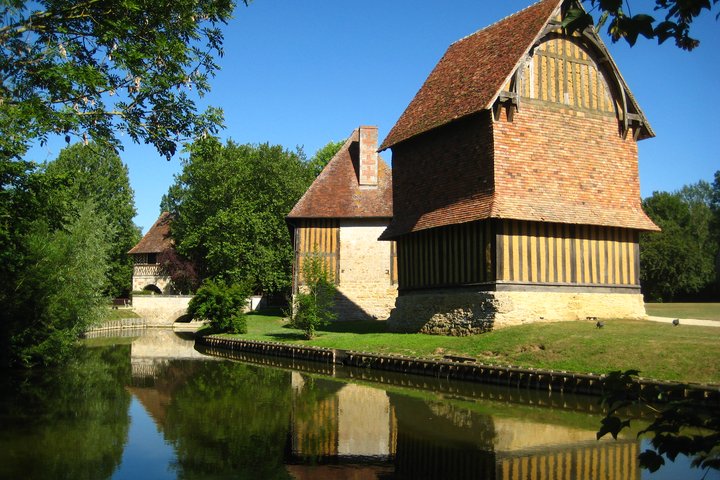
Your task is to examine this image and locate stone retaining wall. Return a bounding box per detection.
[131,294,193,326]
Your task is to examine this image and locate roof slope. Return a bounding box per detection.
[287,129,392,219]
[128,212,173,254]
[381,0,561,150]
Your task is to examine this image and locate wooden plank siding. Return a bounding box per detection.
[397,221,494,290]
[397,220,639,291]
[496,220,639,286]
[293,219,340,287]
[509,37,616,114]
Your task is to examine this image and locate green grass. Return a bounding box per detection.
[645,302,720,321]
[226,311,720,385]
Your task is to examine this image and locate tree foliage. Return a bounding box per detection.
[188,279,250,333]
[563,0,718,50]
[0,0,241,160]
[640,181,718,301]
[42,143,140,297]
[307,140,344,177]
[165,137,314,294]
[159,248,199,295]
[5,201,113,367]
[598,370,720,474]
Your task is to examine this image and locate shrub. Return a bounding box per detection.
[188,279,250,334]
[291,252,336,339]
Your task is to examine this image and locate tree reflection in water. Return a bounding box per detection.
[0,345,131,480]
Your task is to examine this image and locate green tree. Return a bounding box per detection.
[641,187,717,301]
[42,143,140,297]
[712,171,720,292]
[166,137,314,294]
[291,252,337,339]
[563,0,718,51]
[188,279,250,333]
[307,140,344,177]
[0,0,241,161]
[6,201,113,367]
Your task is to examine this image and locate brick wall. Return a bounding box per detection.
[492,101,651,229]
[389,111,495,234]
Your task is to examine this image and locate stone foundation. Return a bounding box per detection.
[388,289,647,335]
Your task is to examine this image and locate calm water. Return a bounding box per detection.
[0,329,715,480]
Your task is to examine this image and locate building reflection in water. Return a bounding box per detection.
[117,330,640,480]
[287,371,638,480]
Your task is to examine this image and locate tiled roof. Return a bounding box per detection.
[287,128,393,220]
[380,193,494,240]
[380,0,562,150]
[127,212,173,254]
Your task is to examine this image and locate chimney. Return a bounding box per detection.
[358,126,378,187]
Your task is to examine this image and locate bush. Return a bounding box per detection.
[291,253,336,339]
[188,279,250,334]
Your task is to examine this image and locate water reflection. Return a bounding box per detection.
[0,345,131,480]
[0,329,714,479]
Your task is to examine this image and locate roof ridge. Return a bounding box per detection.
[451,0,559,47]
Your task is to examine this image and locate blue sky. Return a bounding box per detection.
[26,1,720,234]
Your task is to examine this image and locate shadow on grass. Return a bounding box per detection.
[247,307,286,317]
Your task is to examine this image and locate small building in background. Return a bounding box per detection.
[128,212,174,294]
[379,0,659,333]
[287,126,397,320]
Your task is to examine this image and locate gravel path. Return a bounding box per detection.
[646,316,720,327]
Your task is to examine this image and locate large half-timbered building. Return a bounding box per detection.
[379,0,659,333]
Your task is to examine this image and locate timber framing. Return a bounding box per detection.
[380,0,658,329]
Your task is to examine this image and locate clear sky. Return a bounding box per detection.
[26,1,720,234]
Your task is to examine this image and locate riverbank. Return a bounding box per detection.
[197,335,720,403]
[214,312,720,385]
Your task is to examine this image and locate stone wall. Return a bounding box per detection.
[336,220,397,320]
[388,289,647,334]
[131,295,193,326]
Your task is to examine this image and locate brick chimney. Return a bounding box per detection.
[358,126,378,187]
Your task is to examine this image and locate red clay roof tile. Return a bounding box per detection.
[287,128,393,219]
[380,0,562,150]
[127,212,173,254]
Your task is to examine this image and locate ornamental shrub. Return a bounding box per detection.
[188,279,250,333]
[291,252,336,339]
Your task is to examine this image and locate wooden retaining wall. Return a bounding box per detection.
[196,336,720,405]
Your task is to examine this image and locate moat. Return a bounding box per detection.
[0,328,714,480]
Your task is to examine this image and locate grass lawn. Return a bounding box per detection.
[231,312,720,385]
[645,302,720,321]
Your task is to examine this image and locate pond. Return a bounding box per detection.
[0,329,715,480]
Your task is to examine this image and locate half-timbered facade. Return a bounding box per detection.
[379,0,658,333]
[287,126,396,320]
[128,212,174,294]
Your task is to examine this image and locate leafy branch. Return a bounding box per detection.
[562,0,718,50]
